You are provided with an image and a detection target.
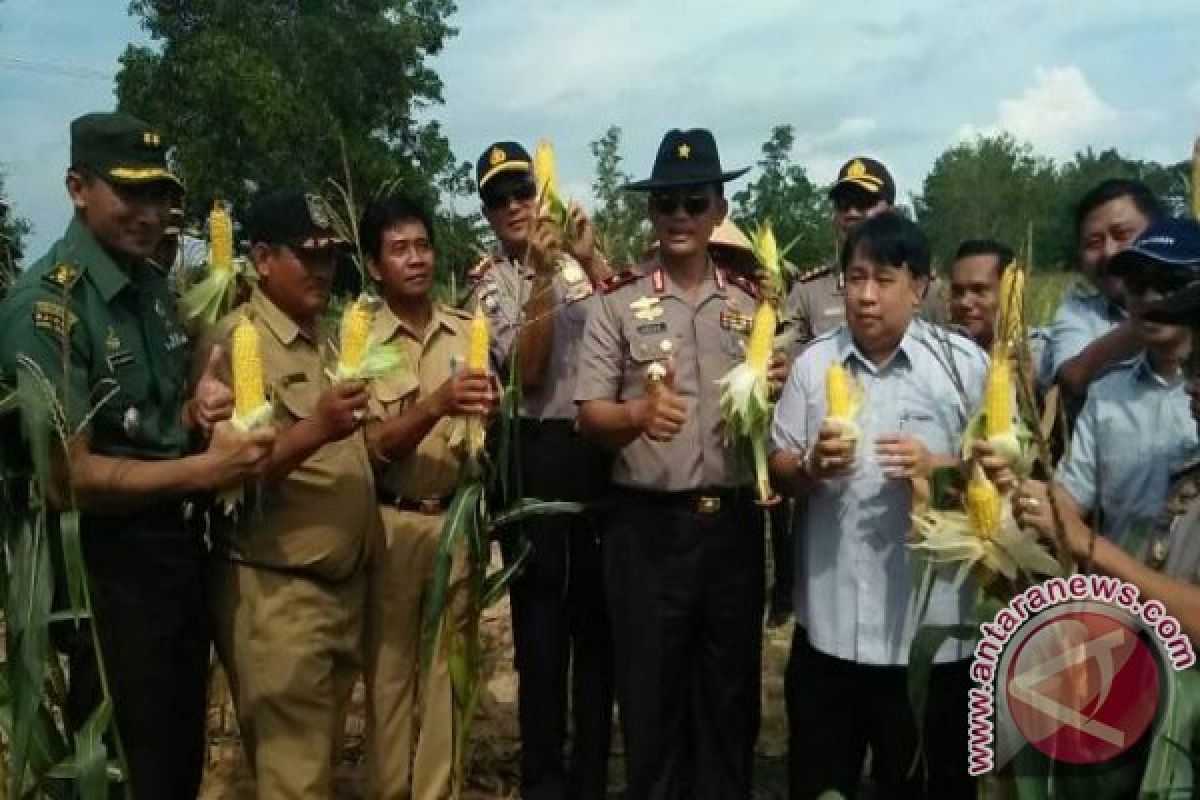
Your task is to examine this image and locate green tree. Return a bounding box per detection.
[115,0,482,277]
[588,126,648,267]
[732,125,834,271]
[913,133,1058,270]
[1,167,31,276]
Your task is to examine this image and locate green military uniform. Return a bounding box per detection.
[0,112,208,798]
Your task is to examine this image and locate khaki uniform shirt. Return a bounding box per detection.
[575,260,758,491]
[211,289,376,581]
[780,263,844,361]
[367,302,472,500]
[467,251,597,421]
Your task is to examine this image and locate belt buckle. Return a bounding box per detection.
[418,498,441,515]
[696,495,721,515]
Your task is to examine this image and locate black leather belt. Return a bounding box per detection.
[376,488,454,515]
[614,486,750,515]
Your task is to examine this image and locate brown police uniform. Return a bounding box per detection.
[575,258,764,800]
[467,248,615,800]
[210,288,376,799]
[781,262,846,360]
[363,302,471,800]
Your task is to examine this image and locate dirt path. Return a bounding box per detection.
[200,594,793,799]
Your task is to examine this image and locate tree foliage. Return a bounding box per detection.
[1,168,31,271]
[732,125,834,270]
[588,126,648,268]
[115,0,483,275]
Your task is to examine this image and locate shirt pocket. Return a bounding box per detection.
[897,407,953,454]
[369,370,419,421]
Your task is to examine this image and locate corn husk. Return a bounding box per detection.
[182,201,253,329]
[715,220,795,505]
[327,293,408,383]
[909,465,1061,590]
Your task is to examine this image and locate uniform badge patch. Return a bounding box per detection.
[720,307,753,333]
[45,263,80,290]
[32,301,76,339]
[630,295,663,321]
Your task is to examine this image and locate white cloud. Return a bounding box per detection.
[959,66,1118,159]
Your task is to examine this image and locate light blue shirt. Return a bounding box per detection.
[1047,283,1127,380]
[769,320,989,666]
[1056,355,1200,556]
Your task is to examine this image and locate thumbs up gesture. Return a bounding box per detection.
[191,344,235,432]
[637,357,687,442]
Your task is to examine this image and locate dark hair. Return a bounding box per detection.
[359,193,435,261]
[840,211,931,278]
[954,239,1014,275]
[1073,179,1162,241]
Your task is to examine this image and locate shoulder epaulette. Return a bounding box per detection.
[794,262,833,283]
[41,262,82,292]
[466,255,494,284]
[442,304,474,321]
[597,269,640,295]
[723,268,760,300]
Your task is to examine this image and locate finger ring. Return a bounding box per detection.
[353,409,366,423]
[1020,496,1040,511]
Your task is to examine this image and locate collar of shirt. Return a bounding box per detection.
[833,321,921,375]
[64,216,132,303]
[374,301,458,349]
[652,256,727,306]
[250,288,305,346]
[1131,351,1185,389]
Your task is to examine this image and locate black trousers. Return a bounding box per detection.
[605,488,764,800]
[510,419,614,800]
[785,633,976,800]
[62,511,210,800]
[768,501,793,611]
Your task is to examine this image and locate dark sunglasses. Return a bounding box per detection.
[650,189,712,217]
[832,192,881,213]
[482,180,536,211]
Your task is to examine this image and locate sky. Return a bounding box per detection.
[2,0,1199,259]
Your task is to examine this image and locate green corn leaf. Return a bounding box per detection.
[906,622,978,780]
[57,510,87,629]
[487,500,585,534]
[420,482,483,674]
[72,698,113,800]
[481,536,532,608]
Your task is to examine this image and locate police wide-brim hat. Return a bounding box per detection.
[624,128,749,191]
[477,141,533,193]
[70,111,182,189]
[244,191,347,250]
[829,156,895,205]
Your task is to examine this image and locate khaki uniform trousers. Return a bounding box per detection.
[212,559,364,799]
[365,507,468,800]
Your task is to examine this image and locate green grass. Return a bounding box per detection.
[1026,270,1076,327]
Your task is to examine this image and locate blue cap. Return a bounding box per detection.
[1108,217,1200,281]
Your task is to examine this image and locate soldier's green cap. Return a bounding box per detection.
[70,111,182,189]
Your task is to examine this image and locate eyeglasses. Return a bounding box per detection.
[482,181,536,211]
[832,193,881,213]
[650,189,712,217]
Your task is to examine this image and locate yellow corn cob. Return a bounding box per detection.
[533,139,559,205]
[209,202,233,273]
[745,304,777,373]
[985,357,1013,440]
[339,298,373,373]
[996,263,1024,349]
[966,464,1002,540]
[468,305,489,372]
[1192,138,1200,221]
[231,317,265,420]
[826,363,852,419]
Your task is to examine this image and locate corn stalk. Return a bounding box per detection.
[1,348,127,797]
